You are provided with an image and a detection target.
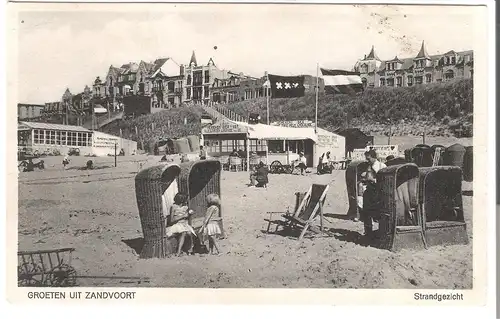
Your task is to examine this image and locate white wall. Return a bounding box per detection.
[313,129,346,167]
[92,131,138,156]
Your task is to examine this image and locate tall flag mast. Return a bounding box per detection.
[315,63,319,134]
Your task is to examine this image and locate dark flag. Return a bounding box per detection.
[320,68,364,95]
[268,74,305,99]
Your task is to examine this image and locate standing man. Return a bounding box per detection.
[364,149,386,173]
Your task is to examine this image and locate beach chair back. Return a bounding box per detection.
[294,184,329,222]
[135,164,181,258]
[345,160,370,218]
[418,166,468,247]
[376,163,425,251]
[178,160,223,233]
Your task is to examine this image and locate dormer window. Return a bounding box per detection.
[451,56,456,64]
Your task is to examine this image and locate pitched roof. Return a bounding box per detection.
[377,50,473,73]
[365,45,381,61]
[415,41,430,59]
[18,121,91,133]
[189,51,197,66]
[120,62,139,74]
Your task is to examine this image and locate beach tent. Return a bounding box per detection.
[335,128,374,158]
[187,135,201,153]
[173,138,191,154]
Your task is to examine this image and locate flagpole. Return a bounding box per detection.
[265,71,270,125]
[315,63,319,134]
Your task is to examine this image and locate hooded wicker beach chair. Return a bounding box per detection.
[410,145,433,167]
[385,157,407,166]
[178,159,224,237]
[431,145,446,166]
[418,166,468,247]
[135,164,181,259]
[267,184,330,241]
[463,146,473,182]
[375,163,426,251]
[345,160,370,220]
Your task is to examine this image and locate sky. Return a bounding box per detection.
[14,4,483,104]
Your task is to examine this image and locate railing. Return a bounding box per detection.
[200,104,247,123]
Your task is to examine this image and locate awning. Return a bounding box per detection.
[94,106,108,114]
[231,121,317,141]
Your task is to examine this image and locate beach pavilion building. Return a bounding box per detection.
[17,121,137,157]
[201,118,345,170]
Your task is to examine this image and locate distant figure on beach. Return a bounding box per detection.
[365,149,386,173]
[199,146,207,160]
[62,155,70,169]
[249,161,269,188]
[292,152,308,175]
[166,193,196,256]
[229,149,240,157]
[199,194,222,255]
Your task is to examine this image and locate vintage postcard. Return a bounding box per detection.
[5,0,494,308]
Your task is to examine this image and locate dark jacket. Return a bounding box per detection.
[362,181,380,220]
[255,166,269,184]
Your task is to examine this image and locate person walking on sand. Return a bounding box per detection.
[62,155,70,169]
[199,194,223,255]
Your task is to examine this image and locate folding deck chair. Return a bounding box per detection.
[266,184,330,241]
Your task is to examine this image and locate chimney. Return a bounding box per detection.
[180,64,185,76]
[364,54,367,59]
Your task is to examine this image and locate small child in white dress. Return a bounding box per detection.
[199,194,222,255]
[166,193,196,256]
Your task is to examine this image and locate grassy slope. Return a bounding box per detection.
[102,79,473,149]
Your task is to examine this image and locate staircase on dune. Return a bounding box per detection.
[201,104,246,123]
[82,111,124,130]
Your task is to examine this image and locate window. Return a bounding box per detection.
[204,140,219,153]
[168,97,175,105]
[380,78,386,86]
[396,77,402,87]
[451,56,456,65]
[61,132,67,146]
[167,82,175,93]
[445,70,455,80]
[33,129,42,144]
[67,132,77,146]
[387,78,394,87]
[187,74,192,85]
[415,76,423,85]
[204,71,210,83]
[78,132,87,146]
[386,63,391,71]
[187,89,191,100]
[407,76,413,86]
[425,74,432,83]
[87,134,93,147]
[193,71,203,86]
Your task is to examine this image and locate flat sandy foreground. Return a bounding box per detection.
[17,136,473,289]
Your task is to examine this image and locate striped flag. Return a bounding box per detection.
[320,68,364,95]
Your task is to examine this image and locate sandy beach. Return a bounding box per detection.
[17,145,473,289]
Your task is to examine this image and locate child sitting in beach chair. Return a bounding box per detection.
[166,193,196,256]
[199,194,222,255]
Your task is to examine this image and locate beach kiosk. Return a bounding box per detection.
[201,118,345,170]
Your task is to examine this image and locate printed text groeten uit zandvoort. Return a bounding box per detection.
[27,291,136,300]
